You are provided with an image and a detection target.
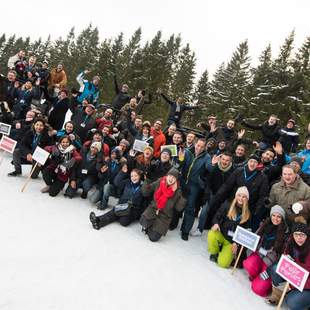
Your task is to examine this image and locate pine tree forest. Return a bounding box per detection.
[0,25,309,140]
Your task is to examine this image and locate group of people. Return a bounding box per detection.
[1,50,310,309]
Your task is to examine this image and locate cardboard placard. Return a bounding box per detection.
[133,139,149,152]
[161,144,178,157]
[0,136,17,154]
[0,122,11,135]
[233,226,260,252]
[276,255,309,292]
[32,146,50,165]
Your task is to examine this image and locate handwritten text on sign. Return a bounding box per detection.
[233,226,260,252]
[0,136,17,154]
[276,255,309,292]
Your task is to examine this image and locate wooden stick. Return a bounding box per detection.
[21,162,38,193]
[0,150,5,166]
[276,282,290,310]
[231,245,244,275]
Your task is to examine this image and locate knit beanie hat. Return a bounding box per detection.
[270,205,286,219]
[111,147,121,160]
[120,139,130,149]
[91,142,102,152]
[248,153,260,162]
[167,168,180,180]
[144,145,154,153]
[235,186,249,200]
[292,223,309,236]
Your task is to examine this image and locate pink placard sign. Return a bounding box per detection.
[276,255,309,292]
[0,135,17,154]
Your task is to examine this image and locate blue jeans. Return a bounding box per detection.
[181,182,202,234]
[285,289,310,310]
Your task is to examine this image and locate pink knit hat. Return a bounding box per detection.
[235,186,249,200]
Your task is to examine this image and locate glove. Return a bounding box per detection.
[52,148,60,157]
[259,270,270,280]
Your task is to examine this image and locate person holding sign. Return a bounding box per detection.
[8,118,53,177]
[207,186,251,268]
[243,205,287,297]
[41,136,82,196]
[267,223,310,309]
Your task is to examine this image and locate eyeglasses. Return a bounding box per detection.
[293,232,307,238]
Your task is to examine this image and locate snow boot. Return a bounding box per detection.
[89,212,100,230]
[265,285,283,305]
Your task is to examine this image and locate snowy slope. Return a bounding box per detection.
[0,154,271,310]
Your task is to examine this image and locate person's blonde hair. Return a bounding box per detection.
[227,198,250,224]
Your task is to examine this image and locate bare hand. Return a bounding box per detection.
[84,70,91,75]
[26,154,32,162]
[253,141,259,148]
[15,122,21,129]
[238,129,245,139]
[211,224,220,231]
[210,123,217,133]
[273,141,283,155]
[231,243,238,255]
[212,155,220,166]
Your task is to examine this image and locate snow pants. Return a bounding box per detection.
[243,253,272,297]
[207,230,234,268]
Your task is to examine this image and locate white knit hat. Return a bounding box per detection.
[91,141,102,152]
[235,186,249,200]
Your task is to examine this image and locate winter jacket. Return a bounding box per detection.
[49,69,67,88]
[146,160,172,182]
[150,128,166,158]
[71,110,96,143]
[0,75,15,108]
[141,179,186,235]
[212,166,269,214]
[161,93,197,125]
[260,153,286,184]
[48,97,70,130]
[76,72,99,105]
[242,119,280,146]
[56,129,82,150]
[278,127,299,154]
[44,145,82,182]
[111,76,130,110]
[20,128,54,157]
[297,149,310,175]
[212,203,251,243]
[269,176,310,218]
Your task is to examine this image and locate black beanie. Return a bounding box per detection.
[167,168,180,180]
[248,153,260,162]
[292,223,309,236]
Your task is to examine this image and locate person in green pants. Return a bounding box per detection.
[208,186,251,268]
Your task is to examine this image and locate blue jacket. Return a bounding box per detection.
[76,72,99,105]
[297,149,310,175]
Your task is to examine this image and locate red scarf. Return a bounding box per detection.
[154,176,176,210]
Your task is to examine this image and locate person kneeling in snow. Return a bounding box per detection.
[243,205,287,297]
[89,167,145,230]
[207,186,251,268]
[42,136,82,196]
[140,168,186,242]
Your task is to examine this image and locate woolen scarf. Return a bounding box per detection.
[154,176,175,210]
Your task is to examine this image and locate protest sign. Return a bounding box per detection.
[161,145,177,157]
[0,136,17,154]
[276,255,309,292]
[231,226,260,274]
[133,139,149,152]
[0,122,11,135]
[32,146,50,166]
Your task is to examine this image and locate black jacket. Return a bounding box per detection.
[48,97,70,130]
[111,76,130,110]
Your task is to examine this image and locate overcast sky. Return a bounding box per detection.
[1,0,309,78]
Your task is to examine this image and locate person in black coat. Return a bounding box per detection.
[160,93,198,128]
[208,153,269,231]
[8,117,54,177]
[241,115,280,150]
[64,141,102,199]
[89,167,145,230]
[0,70,17,109]
[48,89,70,130]
[71,104,96,143]
[278,119,299,154]
[111,75,131,110]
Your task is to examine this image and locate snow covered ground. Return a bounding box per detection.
[0,154,271,310]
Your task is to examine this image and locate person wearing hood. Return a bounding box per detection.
[208,186,251,268]
[140,168,186,242]
[42,136,82,196]
[266,223,310,309]
[64,141,102,199]
[243,205,287,297]
[89,167,145,230]
[279,119,299,154]
[241,114,280,150]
